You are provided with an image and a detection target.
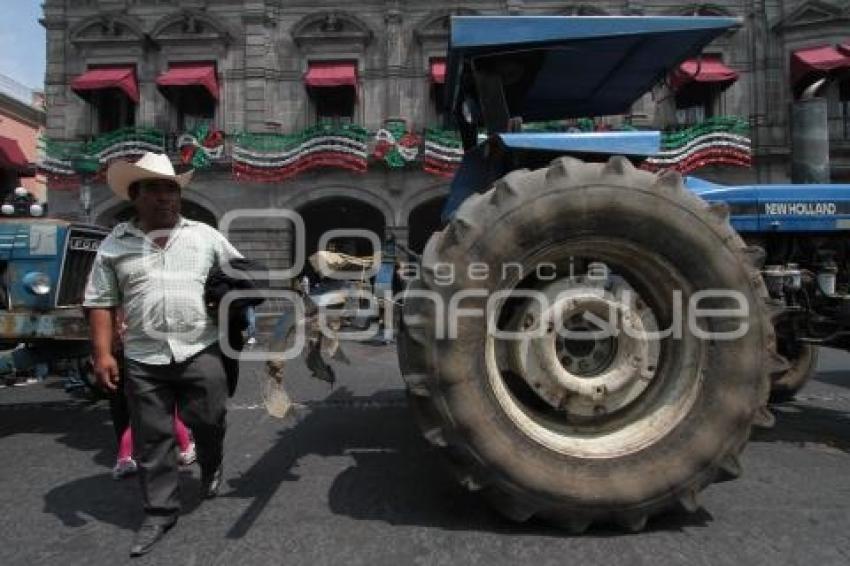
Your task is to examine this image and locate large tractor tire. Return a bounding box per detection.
[770,341,818,403]
[398,156,776,531]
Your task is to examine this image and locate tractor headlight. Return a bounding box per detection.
[23,272,51,295]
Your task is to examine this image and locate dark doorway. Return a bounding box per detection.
[408,196,446,254]
[297,197,386,265]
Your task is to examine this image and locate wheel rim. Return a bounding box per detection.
[508,276,660,419]
[485,239,704,459]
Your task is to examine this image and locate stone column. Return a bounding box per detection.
[384,0,403,118]
[41,2,68,140]
[242,3,270,132]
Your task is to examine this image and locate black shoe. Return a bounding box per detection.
[201,465,223,499]
[129,518,176,557]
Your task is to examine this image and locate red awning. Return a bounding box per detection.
[71,66,139,103]
[304,61,357,88]
[670,56,739,92]
[790,45,850,87]
[430,58,446,84]
[156,63,219,100]
[0,136,31,174]
[839,42,850,56]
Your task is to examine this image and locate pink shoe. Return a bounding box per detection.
[178,442,197,466]
[112,458,137,480]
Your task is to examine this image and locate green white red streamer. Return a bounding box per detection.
[422,129,463,178]
[233,123,369,182]
[642,118,752,174]
[178,124,225,169]
[373,120,422,168]
[40,128,164,188]
[40,116,753,186]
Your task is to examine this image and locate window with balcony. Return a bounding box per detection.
[70,66,138,134]
[675,86,721,125]
[304,61,357,124]
[156,62,219,131]
[429,57,447,127]
[669,56,738,126]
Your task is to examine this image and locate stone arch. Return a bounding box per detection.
[279,185,394,229]
[149,9,236,44]
[414,8,480,43]
[279,186,395,267]
[403,184,450,254]
[290,11,374,47]
[398,183,449,226]
[69,13,146,45]
[91,187,221,228]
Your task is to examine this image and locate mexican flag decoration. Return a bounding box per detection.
[232,122,369,182]
[373,119,421,168]
[641,117,751,174]
[39,128,165,188]
[422,128,463,177]
[178,124,225,169]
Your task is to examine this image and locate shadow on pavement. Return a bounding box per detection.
[223,387,713,538]
[43,471,203,531]
[0,400,117,467]
[753,401,850,453]
[813,370,850,389]
[0,397,204,532]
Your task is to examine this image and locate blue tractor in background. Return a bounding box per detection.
[0,207,106,389]
[396,16,850,531]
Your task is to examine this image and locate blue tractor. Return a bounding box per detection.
[396,16,850,531]
[0,212,107,388]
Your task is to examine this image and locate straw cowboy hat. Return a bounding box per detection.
[106,152,193,200]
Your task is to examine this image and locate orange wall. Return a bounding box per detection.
[0,107,45,202]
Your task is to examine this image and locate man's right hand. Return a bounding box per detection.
[93,353,120,391]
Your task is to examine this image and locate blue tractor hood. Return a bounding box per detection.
[447,16,739,124]
[685,176,850,233]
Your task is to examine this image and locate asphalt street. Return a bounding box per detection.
[1,341,849,566]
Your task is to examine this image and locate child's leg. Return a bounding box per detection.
[173,411,192,452]
[117,426,134,461]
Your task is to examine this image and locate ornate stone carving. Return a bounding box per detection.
[69,13,146,47]
[291,12,373,48]
[149,9,234,45]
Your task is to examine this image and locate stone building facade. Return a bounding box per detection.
[39,0,850,275]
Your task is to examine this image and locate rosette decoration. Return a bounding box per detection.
[641,117,751,174]
[422,128,463,178]
[373,119,422,168]
[39,128,165,188]
[178,123,225,169]
[232,122,369,182]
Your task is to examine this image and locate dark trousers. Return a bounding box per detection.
[124,344,227,523]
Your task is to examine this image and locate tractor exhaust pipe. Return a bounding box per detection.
[790,96,830,184]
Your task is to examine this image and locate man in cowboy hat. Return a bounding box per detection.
[84,152,242,557]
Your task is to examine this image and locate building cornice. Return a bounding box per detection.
[0,92,45,129]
